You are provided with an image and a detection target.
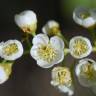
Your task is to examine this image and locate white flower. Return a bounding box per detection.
[73,7,95,28]
[0,62,12,84]
[69,36,92,59]
[75,58,96,87]
[30,34,64,68]
[42,20,60,36]
[0,40,23,60]
[14,10,37,34]
[51,66,74,96]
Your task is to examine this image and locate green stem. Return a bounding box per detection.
[92,47,96,52]
[61,48,69,66]
[64,48,70,56]
[70,59,76,83]
[1,60,8,64]
[31,32,36,37]
[26,34,32,48]
[87,28,96,45]
[58,33,69,47]
[23,50,30,55]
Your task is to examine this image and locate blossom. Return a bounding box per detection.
[14,10,37,34]
[0,62,13,84]
[42,20,60,36]
[30,34,64,68]
[0,40,23,60]
[69,36,92,59]
[73,7,95,28]
[51,66,74,96]
[75,58,96,87]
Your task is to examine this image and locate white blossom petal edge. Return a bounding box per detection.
[0,40,23,60]
[75,58,96,87]
[30,34,64,68]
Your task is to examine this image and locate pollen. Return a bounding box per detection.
[49,27,60,36]
[80,63,95,79]
[53,67,72,86]
[38,44,57,63]
[80,12,90,19]
[3,43,18,56]
[72,38,88,56]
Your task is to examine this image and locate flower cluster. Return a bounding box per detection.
[0,6,96,96]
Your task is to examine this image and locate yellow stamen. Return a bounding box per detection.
[73,38,88,56]
[38,44,57,63]
[80,63,95,79]
[3,43,18,56]
[48,27,60,36]
[80,12,90,19]
[53,67,72,86]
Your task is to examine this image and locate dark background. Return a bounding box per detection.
[0,0,95,96]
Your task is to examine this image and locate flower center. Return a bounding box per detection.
[3,43,18,56]
[80,12,90,19]
[38,44,57,63]
[80,63,95,79]
[55,68,72,86]
[72,38,88,56]
[49,27,60,36]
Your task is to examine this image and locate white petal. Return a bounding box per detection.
[0,40,23,60]
[14,10,37,27]
[37,59,54,68]
[30,44,41,60]
[78,76,96,87]
[82,17,95,28]
[54,50,64,64]
[0,66,8,84]
[32,34,49,45]
[47,20,59,29]
[42,25,48,34]
[58,85,74,96]
[50,80,59,86]
[73,11,83,25]
[50,36,64,51]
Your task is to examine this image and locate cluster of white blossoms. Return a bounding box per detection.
[0,7,96,96]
